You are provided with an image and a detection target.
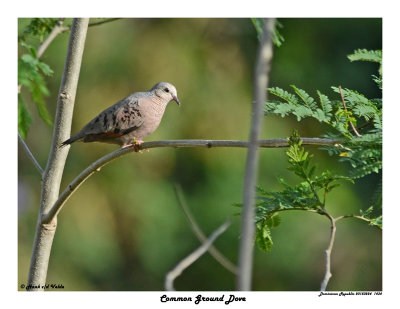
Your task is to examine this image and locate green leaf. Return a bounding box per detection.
[251,18,263,41]
[349,160,381,178]
[21,18,59,42]
[272,20,285,47]
[19,51,54,127]
[268,87,299,105]
[19,41,38,58]
[317,90,332,120]
[251,18,285,47]
[372,74,382,89]
[37,62,54,76]
[266,214,281,228]
[31,82,53,126]
[21,53,38,66]
[265,101,295,117]
[256,221,273,252]
[369,215,382,229]
[290,85,318,110]
[18,95,32,139]
[347,49,382,65]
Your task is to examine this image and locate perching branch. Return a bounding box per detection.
[173,184,238,274]
[27,18,89,291]
[237,18,275,291]
[164,219,231,291]
[18,133,44,175]
[41,137,337,225]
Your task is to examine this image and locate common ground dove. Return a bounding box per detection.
[61,82,180,150]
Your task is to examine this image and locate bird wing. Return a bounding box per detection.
[81,97,145,139]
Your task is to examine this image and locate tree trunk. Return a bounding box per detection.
[26,18,89,291]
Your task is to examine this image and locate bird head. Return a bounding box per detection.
[151,82,181,106]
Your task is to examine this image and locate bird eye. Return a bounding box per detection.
[164,88,169,93]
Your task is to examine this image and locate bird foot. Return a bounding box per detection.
[122,139,144,152]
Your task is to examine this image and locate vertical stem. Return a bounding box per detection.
[27,18,89,290]
[320,215,337,291]
[237,18,275,291]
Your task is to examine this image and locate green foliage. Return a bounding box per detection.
[266,50,382,179]
[18,20,56,138]
[255,215,280,252]
[322,133,382,179]
[254,51,383,252]
[251,18,284,47]
[347,49,382,63]
[266,86,334,124]
[254,132,355,252]
[347,49,382,89]
[18,18,58,42]
[359,206,382,229]
[18,95,32,139]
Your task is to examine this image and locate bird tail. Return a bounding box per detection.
[59,134,83,148]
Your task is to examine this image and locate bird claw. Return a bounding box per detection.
[122,139,144,152]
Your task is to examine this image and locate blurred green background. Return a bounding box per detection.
[18,18,382,291]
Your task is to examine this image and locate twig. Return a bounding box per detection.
[164,219,231,291]
[19,18,120,93]
[18,133,44,175]
[356,120,374,131]
[237,18,275,291]
[35,18,122,60]
[267,207,380,290]
[41,137,336,224]
[18,18,68,95]
[173,184,238,274]
[37,18,69,59]
[338,86,362,137]
[320,213,337,291]
[335,214,382,229]
[88,18,121,28]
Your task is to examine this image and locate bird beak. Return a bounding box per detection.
[173,96,181,106]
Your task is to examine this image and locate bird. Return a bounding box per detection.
[60,82,180,151]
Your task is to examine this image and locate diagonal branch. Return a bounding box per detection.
[173,184,238,274]
[18,133,44,175]
[37,18,69,59]
[36,18,121,59]
[164,219,231,291]
[41,137,337,224]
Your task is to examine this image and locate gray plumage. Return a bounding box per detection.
[61,82,180,148]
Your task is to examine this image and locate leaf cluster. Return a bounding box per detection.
[254,132,354,252]
[347,49,382,86]
[18,18,59,43]
[265,49,382,179]
[18,20,56,138]
[358,206,382,229]
[253,50,383,252]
